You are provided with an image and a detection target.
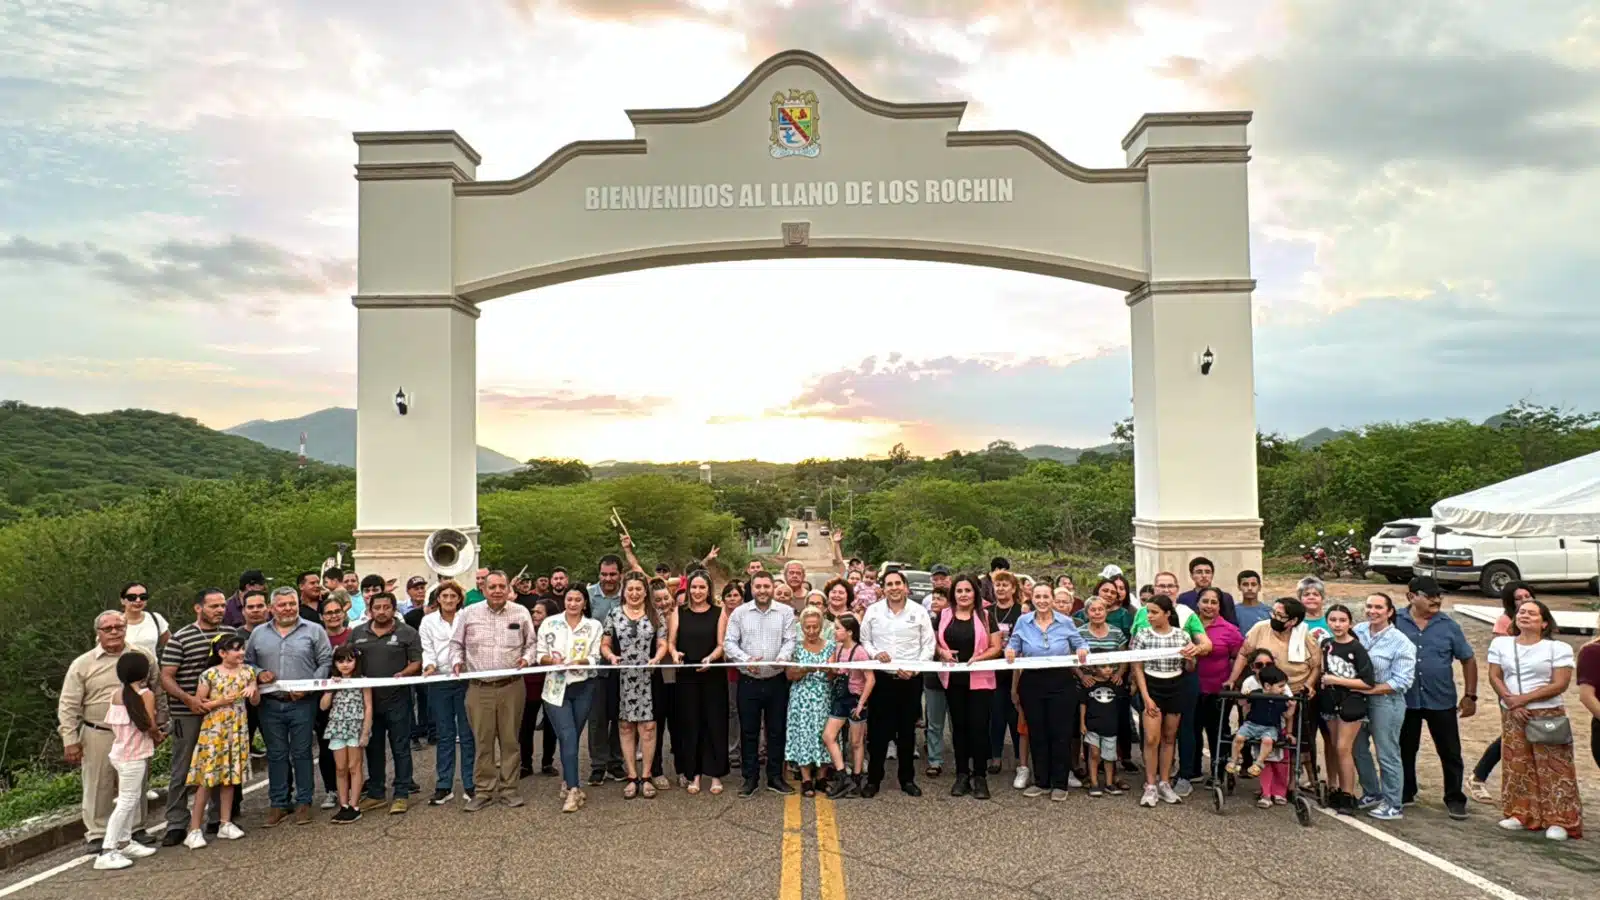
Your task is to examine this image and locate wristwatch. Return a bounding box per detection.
[1463,693,1478,700]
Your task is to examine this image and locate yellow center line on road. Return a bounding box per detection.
[814,796,847,900]
[779,792,804,900]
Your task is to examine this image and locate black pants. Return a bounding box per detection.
[518,698,555,773]
[315,705,337,793]
[1473,738,1501,782]
[989,670,1022,763]
[1018,671,1077,790]
[1195,692,1229,781]
[1401,707,1465,805]
[1592,718,1600,771]
[651,677,685,777]
[868,676,922,787]
[945,681,993,777]
[676,673,731,778]
[737,675,788,783]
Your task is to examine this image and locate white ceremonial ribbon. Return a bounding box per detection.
[262,646,1182,693]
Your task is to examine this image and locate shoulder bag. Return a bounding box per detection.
[1513,641,1572,745]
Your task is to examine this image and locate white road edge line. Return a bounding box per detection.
[1316,807,1532,900]
[0,779,267,899]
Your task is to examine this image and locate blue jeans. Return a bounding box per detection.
[429,682,475,794]
[1354,692,1406,808]
[924,687,947,767]
[261,697,316,810]
[543,679,596,790]
[363,699,414,800]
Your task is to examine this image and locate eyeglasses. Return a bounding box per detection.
[99,625,126,632]
[122,593,147,601]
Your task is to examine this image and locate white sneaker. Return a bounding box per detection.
[144,789,159,801]
[1157,781,1182,804]
[321,793,338,810]
[121,842,157,859]
[1139,784,1158,807]
[93,851,132,870]
[1545,826,1569,841]
[1012,766,1031,790]
[1067,772,1082,789]
[217,822,245,840]
[1497,816,1524,831]
[182,830,207,849]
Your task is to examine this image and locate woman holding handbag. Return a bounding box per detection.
[1487,598,1583,841]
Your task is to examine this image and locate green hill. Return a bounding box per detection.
[0,401,332,519]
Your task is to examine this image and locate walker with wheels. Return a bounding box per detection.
[1209,688,1316,827]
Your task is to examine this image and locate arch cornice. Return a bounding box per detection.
[623,49,967,126]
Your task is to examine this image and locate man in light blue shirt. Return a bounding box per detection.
[585,554,627,785]
[1394,575,1477,820]
[247,587,333,824]
[724,572,797,796]
[1352,592,1418,821]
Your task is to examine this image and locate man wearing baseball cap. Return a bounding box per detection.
[1394,575,1478,820]
[925,565,952,613]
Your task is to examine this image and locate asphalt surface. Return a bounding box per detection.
[8,533,1595,899]
[2,755,1573,900]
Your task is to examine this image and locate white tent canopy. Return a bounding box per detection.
[1431,451,1600,538]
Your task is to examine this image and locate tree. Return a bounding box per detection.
[481,458,592,491]
[888,442,912,465]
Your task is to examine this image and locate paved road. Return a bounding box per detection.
[780,518,842,583]
[4,751,1583,900]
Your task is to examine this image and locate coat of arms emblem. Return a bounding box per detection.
[770,90,820,158]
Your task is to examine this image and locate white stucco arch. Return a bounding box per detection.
[350,49,1263,588]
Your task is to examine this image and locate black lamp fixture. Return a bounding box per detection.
[1200,347,1215,376]
[394,387,410,416]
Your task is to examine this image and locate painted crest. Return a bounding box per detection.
[770,89,820,158]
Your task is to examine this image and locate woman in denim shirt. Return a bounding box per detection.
[1004,584,1090,800]
[1352,592,1417,821]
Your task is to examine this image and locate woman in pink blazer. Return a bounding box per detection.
[936,574,1006,799]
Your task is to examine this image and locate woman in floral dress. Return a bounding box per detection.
[183,634,258,849]
[785,608,837,796]
[602,571,667,798]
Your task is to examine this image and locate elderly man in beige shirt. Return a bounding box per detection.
[58,610,163,851]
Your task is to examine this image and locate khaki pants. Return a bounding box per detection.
[78,727,119,840]
[466,679,524,797]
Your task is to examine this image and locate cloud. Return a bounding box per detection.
[0,356,307,391]
[780,353,1133,447]
[0,234,354,306]
[479,389,672,415]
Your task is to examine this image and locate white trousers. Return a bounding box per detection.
[103,758,148,851]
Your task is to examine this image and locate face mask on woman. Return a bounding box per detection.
[1269,618,1289,633]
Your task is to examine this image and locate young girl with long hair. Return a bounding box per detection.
[823,613,875,798]
[321,644,373,823]
[95,651,164,870]
[183,635,257,848]
[1317,604,1374,814]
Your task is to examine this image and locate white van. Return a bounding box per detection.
[1413,531,1600,597]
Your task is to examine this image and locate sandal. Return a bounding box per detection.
[641,779,657,799]
[802,780,815,797]
[925,766,942,777]
[687,777,702,795]
[709,779,724,795]
[623,779,639,800]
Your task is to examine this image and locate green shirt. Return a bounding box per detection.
[464,589,485,606]
[1130,603,1204,638]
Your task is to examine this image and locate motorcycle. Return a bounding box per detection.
[1301,529,1365,579]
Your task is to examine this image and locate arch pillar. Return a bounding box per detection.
[350,131,483,583]
[1123,113,1264,590]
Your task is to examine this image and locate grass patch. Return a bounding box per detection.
[0,767,81,830]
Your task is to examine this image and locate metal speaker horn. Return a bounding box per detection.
[424,528,475,578]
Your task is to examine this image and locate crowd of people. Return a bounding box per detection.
[57,534,1599,873]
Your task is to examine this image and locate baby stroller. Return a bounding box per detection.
[1209,688,1316,827]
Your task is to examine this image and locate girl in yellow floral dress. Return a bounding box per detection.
[184,634,258,849]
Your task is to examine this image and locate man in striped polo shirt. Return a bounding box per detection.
[158,588,245,846]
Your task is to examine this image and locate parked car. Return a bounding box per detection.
[795,531,809,547]
[1414,529,1600,597]
[903,570,933,603]
[820,525,830,536]
[1368,518,1438,583]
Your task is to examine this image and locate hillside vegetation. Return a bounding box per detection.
[0,401,343,520]
[4,400,1598,776]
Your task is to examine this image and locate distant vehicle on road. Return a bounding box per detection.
[903,570,933,602]
[1368,518,1438,583]
[820,525,830,536]
[796,531,810,547]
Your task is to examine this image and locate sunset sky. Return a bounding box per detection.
[3,1,1598,463]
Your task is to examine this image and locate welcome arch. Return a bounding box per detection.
[350,49,1263,588]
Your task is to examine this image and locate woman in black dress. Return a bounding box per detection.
[1318,603,1375,814]
[669,571,730,795]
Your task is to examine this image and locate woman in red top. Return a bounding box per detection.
[1579,611,1600,772]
